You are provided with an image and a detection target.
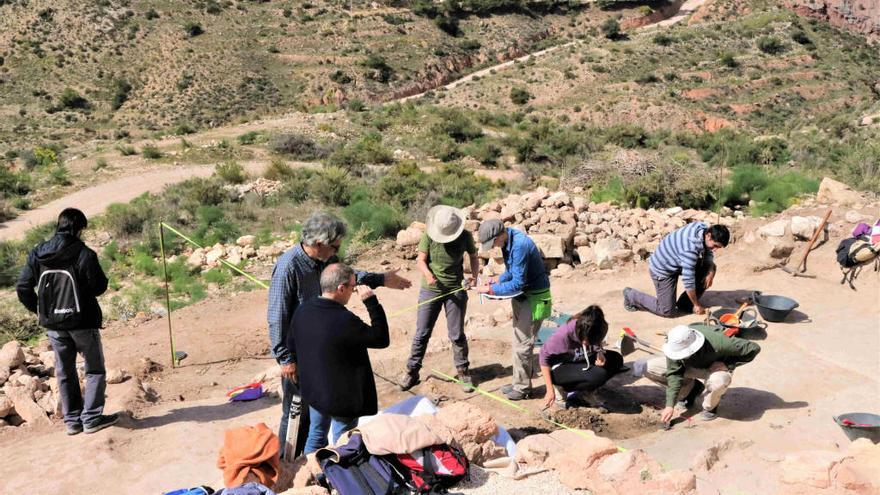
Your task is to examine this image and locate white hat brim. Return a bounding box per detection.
[662,328,705,360]
[426,205,466,244]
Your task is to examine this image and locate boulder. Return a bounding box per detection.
[0,341,25,371]
[593,238,623,269]
[572,196,587,212]
[205,246,226,265]
[530,234,566,259]
[757,220,787,239]
[780,450,842,489]
[36,391,60,417]
[106,368,129,385]
[817,177,862,206]
[790,216,822,240]
[186,249,206,269]
[395,228,422,248]
[647,469,697,494]
[435,402,497,446]
[547,430,618,490]
[236,235,256,247]
[691,438,734,472]
[514,433,559,467]
[550,263,573,278]
[0,394,14,417]
[38,351,56,375]
[845,210,866,224]
[6,387,51,427]
[0,366,9,387]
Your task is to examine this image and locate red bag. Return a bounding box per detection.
[392,444,469,493]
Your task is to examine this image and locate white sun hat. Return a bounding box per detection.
[426,205,466,244]
[662,325,705,360]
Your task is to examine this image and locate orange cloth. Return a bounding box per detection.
[217,423,281,488]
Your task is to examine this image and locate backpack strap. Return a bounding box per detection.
[418,447,444,493]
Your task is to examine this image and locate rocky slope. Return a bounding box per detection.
[787,0,880,40]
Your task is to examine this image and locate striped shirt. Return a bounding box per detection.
[649,222,713,290]
[267,243,384,365]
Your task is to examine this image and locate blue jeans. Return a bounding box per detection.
[304,406,358,454]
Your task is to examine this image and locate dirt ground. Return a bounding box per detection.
[0,221,877,494]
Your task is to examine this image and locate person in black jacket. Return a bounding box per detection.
[288,263,389,454]
[16,208,115,435]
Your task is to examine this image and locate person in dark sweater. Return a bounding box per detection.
[16,208,115,435]
[289,263,389,454]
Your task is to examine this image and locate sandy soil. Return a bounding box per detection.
[0,224,876,494]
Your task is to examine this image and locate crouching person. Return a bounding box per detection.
[539,306,623,409]
[289,263,389,454]
[644,325,760,423]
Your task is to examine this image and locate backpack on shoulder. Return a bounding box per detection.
[391,444,469,494]
[36,251,84,330]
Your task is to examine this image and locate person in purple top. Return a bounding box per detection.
[538,305,623,409]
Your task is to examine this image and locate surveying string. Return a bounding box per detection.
[385,286,467,319]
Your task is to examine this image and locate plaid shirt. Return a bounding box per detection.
[267,243,384,365]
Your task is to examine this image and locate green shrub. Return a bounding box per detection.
[193,204,239,245]
[412,0,441,17]
[110,79,132,110]
[431,108,482,142]
[750,172,818,215]
[279,168,315,203]
[637,5,653,15]
[652,34,674,46]
[430,162,495,207]
[269,133,327,160]
[24,146,59,169]
[103,195,155,236]
[459,39,481,51]
[328,132,393,170]
[0,305,43,346]
[604,124,648,149]
[361,53,394,83]
[145,8,159,19]
[215,161,247,184]
[49,165,71,186]
[264,159,295,181]
[329,70,352,84]
[59,88,89,110]
[203,267,232,284]
[142,145,162,159]
[791,30,812,45]
[461,139,502,166]
[378,161,428,209]
[173,122,196,135]
[343,200,403,240]
[589,176,626,204]
[719,52,739,68]
[93,157,108,171]
[117,144,137,156]
[601,18,620,40]
[510,87,531,105]
[0,167,31,196]
[757,36,785,54]
[310,166,353,206]
[184,21,204,38]
[237,131,261,145]
[434,16,460,36]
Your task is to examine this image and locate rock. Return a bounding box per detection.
[691,438,734,472]
[205,246,225,265]
[36,392,59,417]
[780,450,842,489]
[395,228,423,248]
[242,245,256,258]
[435,402,497,446]
[575,246,594,266]
[572,196,587,212]
[544,191,570,207]
[548,430,618,490]
[743,230,757,244]
[531,234,565,259]
[107,376,159,414]
[186,249,206,269]
[106,368,129,385]
[845,210,865,224]
[649,469,697,494]
[550,263,573,278]
[236,235,256,247]
[15,374,42,396]
[514,433,559,467]
[38,351,56,374]
[0,341,25,371]
[0,394,14,416]
[6,387,51,427]
[0,366,9,387]
[593,238,623,269]
[790,216,822,240]
[664,206,683,216]
[757,220,787,239]
[597,449,655,481]
[611,249,633,263]
[832,457,877,492]
[817,177,862,206]
[290,453,322,489]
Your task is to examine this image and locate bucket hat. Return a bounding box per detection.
[662,325,705,360]
[426,205,466,243]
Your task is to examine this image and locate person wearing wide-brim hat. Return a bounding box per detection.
[641,324,761,424]
[399,205,480,393]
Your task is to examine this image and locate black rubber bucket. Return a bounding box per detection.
[834,413,880,443]
[752,291,799,322]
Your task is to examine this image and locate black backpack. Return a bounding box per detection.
[36,254,83,330]
[836,235,875,268]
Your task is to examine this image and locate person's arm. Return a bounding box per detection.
[348,287,390,349]
[82,250,108,297]
[267,261,296,366]
[721,338,761,369]
[15,253,38,314]
[417,251,436,286]
[490,243,528,295]
[466,253,479,287]
[541,364,555,409]
[355,268,412,290]
[661,358,686,423]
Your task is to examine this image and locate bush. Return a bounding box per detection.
[23,146,58,169]
[719,52,738,68]
[434,16,461,36]
[329,70,352,84]
[430,162,494,207]
[173,122,196,135]
[263,159,295,181]
[411,0,441,17]
[103,195,155,236]
[510,87,531,105]
[215,161,247,184]
[145,8,160,19]
[49,165,70,186]
[59,88,89,110]
[343,200,403,240]
[310,166,353,206]
[601,18,620,40]
[184,21,204,38]
[431,108,482,142]
[750,172,818,215]
[461,139,502,166]
[193,204,239,245]
[604,124,648,149]
[328,132,393,171]
[141,145,162,159]
[110,79,132,110]
[459,39,481,51]
[757,36,785,54]
[378,161,428,209]
[361,53,394,83]
[0,167,30,196]
[237,131,264,145]
[269,133,326,160]
[791,30,812,45]
[652,33,674,46]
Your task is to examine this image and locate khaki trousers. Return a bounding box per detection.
[511,297,544,393]
[644,356,732,410]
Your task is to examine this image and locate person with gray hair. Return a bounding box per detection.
[288,263,389,453]
[267,211,410,459]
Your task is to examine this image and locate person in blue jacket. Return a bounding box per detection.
[475,220,551,400]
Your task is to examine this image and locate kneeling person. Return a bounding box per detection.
[539,306,623,409]
[289,263,389,454]
[644,325,760,423]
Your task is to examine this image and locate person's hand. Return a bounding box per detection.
[486,276,498,284]
[661,406,674,424]
[463,275,475,289]
[595,351,606,367]
[425,273,437,286]
[543,390,556,410]
[475,285,492,294]
[281,363,298,383]
[709,361,728,373]
[703,271,715,289]
[358,286,375,301]
[384,268,412,290]
[693,304,705,315]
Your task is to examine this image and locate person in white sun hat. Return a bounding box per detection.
[399,205,480,393]
[643,324,761,423]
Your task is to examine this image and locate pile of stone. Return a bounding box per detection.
[0,340,128,429]
[224,178,283,200]
[181,234,295,271]
[396,187,742,275]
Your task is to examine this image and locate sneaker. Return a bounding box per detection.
[66,423,83,436]
[398,370,420,391]
[675,381,705,410]
[623,288,638,312]
[503,388,531,401]
[456,368,475,393]
[699,407,718,421]
[84,413,119,434]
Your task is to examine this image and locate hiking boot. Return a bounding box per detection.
[501,384,514,395]
[699,407,718,421]
[503,388,531,401]
[456,368,475,393]
[66,423,83,436]
[84,413,119,434]
[623,288,638,312]
[398,370,420,391]
[675,381,705,410]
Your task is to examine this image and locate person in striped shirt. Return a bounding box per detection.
[623,222,730,317]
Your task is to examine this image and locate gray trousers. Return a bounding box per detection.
[407,288,469,373]
[627,261,711,317]
[512,297,543,393]
[47,329,106,427]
